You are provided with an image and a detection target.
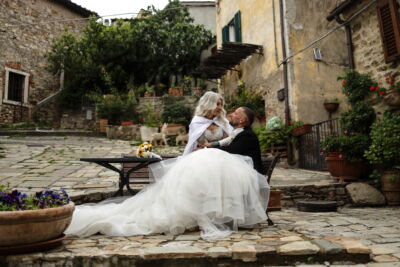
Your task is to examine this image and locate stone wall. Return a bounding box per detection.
[216,0,349,124]
[343,0,400,115]
[278,183,350,207]
[0,0,89,124]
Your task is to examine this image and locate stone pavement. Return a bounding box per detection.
[3,207,400,266]
[1,136,400,266]
[0,135,333,201]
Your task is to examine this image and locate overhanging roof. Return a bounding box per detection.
[52,0,98,17]
[193,42,263,79]
[327,0,358,21]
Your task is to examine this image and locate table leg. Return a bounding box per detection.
[112,172,126,197]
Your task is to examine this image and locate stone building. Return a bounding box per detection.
[200,0,351,125]
[327,0,400,113]
[0,0,95,125]
[182,1,216,35]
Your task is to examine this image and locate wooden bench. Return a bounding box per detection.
[123,154,178,185]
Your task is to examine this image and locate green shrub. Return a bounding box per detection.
[96,91,138,125]
[321,133,370,161]
[226,84,265,118]
[340,102,375,134]
[337,69,377,105]
[255,127,291,153]
[161,103,192,125]
[365,112,400,170]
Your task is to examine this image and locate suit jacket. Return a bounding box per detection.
[219,126,263,174]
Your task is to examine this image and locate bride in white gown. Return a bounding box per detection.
[65,92,270,239]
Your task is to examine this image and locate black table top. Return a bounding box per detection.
[80,157,161,163]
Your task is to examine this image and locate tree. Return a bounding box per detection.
[47,0,213,108]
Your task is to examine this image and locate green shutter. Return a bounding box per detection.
[234,11,242,42]
[222,25,229,43]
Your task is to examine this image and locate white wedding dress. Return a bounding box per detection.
[65,128,270,239]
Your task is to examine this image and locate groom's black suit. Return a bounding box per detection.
[219,126,263,174]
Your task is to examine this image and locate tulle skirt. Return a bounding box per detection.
[65,148,270,239]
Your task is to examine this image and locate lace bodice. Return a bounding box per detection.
[197,126,224,146]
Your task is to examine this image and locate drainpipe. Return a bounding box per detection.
[279,0,295,165]
[336,16,355,69]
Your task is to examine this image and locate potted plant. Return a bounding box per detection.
[0,186,74,251]
[321,132,370,182]
[323,97,340,114]
[96,91,138,126]
[382,71,400,107]
[168,75,184,96]
[290,121,312,137]
[143,83,156,98]
[365,112,400,205]
[256,118,291,155]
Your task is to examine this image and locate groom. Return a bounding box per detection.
[208,107,263,174]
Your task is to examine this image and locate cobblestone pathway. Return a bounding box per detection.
[1,136,400,266]
[0,136,333,199]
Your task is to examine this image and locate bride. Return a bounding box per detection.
[65,92,270,239]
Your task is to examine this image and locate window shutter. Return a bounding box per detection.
[234,11,242,42]
[222,25,229,43]
[377,0,400,62]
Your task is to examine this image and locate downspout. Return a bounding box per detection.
[336,16,355,69]
[279,0,295,165]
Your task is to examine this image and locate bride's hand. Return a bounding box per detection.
[203,140,211,147]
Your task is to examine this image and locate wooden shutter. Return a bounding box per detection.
[234,11,242,42]
[222,25,229,43]
[377,0,400,62]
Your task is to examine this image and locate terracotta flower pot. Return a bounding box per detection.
[292,124,312,136]
[323,102,339,113]
[381,170,400,206]
[168,88,184,96]
[325,156,364,183]
[121,121,133,126]
[0,202,75,246]
[267,190,282,211]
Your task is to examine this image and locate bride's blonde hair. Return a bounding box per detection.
[195,91,228,123]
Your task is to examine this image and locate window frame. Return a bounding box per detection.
[3,67,30,106]
[221,10,242,43]
[377,0,400,63]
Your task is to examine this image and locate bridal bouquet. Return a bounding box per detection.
[136,142,162,159]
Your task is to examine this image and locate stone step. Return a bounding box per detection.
[2,233,372,267]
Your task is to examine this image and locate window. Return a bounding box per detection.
[4,68,29,105]
[377,0,400,63]
[222,11,242,43]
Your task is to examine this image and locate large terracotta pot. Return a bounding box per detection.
[325,156,364,183]
[0,202,75,246]
[381,170,400,206]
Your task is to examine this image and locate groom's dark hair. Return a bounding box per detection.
[241,107,255,126]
